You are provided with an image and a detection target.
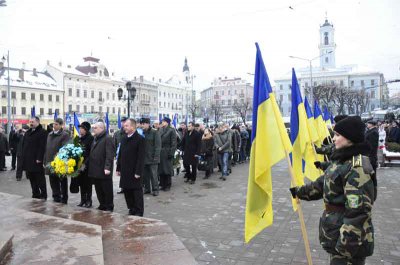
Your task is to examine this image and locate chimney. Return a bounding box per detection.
[19,69,24,81]
[33,68,37,76]
[140,75,143,82]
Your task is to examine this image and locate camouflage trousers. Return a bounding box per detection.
[330,254,366,265]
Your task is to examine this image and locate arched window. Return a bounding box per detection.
[324,32,329,45]
[325,57,329,63]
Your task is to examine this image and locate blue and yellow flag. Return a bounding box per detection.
[290,69,317,197]
[323,106,332,130]
[245,43,292,243]
[314,101,329,143]
[304,97,319,144]
[117,111,122,129]
[105,112,110,135]
[73,112,80,138]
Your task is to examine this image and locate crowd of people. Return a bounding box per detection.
[0,115,252,217]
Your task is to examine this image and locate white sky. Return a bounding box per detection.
[1,0,399,92]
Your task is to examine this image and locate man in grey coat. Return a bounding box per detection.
[140,118,161,196]
[214,123,232,181]
[88,122,116,211]
[44,118,70,204]
[158,117,177,191]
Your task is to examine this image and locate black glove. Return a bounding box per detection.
[289,187,297,199]
[314,161,322,169]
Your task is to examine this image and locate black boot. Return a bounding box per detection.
[77,193,86,207]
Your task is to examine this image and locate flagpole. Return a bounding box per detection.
[285,151,313,265]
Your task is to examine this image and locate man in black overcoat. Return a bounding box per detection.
[158,117,177,191]
[116,118,145,216]
[182,122,202,184]
[9,125,19,170]
[77,122,94,207]
[88,121,115,211]
[22,117,48,200]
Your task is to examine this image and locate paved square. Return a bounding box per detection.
[0,157,399,265]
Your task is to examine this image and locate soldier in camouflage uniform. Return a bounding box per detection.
[290,116,374,265]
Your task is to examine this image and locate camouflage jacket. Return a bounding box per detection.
[315,143,335,157]
[295,144,374,259]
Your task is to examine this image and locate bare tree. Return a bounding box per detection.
[343,90,357,114]
[210,104,223,123]
[187,103,199,122]
[232,100,252,124]
[354,89,370,115]
[332,87,348,115]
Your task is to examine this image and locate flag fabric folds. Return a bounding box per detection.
[53,109,58,121]
[105,112,110,135]
[117,111,122,130]
[314,101,329,143]
[31,106,36,117]
[73,112,80,138]
[304,97,319,144]
[245,43,292,243]
[172,113,178,128]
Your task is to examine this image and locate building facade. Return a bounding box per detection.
[0,63,64,126]
[275,18,388,117]
[200,77,253,123]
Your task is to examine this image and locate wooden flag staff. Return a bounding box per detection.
[285,151,313,265]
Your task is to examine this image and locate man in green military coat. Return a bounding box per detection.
[290,116,375,265]
[158,117,177,191]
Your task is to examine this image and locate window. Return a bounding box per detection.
[118,107,121,114]
[371,90,375,99]
[40,94,44,101]
[107,107,110,113]
[112,107,115,114]
[234,99,237,104]
[12,107,16,114]
[31,93,35,100]
[48,95,52,102]
[112,93,115,100]
[371,80,375,86]
[76,105,80,112]
[164,102,166,107]
[76,89,80,97]
[21,107,26,115]
[48,108,52,115]
[228,90,230,95]
[351,81,354,87]
[280,94,283,102]
[331,81,335,85]
[84,106,87,113]
[314,82,317,87]
[228,99,231,105]
[107,93,109,100]
[68,105,72,112]
[324,32,329,45]
[216,91,219,96]
[340,80,344,87]
[84,90,87,98]
[325,57,329,63]
[222,100,225,105]
[11,91,16,99]
[21,92,26,100]
[241,99,244,103]
[361,80,365,87]
[91,90,94,98]
[222,91,224,96]
[99,92,102,100]
[168,103,170,108]
[305,82,308,88]
[91,106,94,112]
[1,106,6,114]
[99,106,102,113]
[1,91,6,98]
[159,102,161,107]
[40,108,44,115]
[56,95,60,102]
[68,88,72,97]
[288,93,291,101]
[124,108,126,114]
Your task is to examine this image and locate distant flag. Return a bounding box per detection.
[53,109,58,121]
[323,106,332,126]
[172,113,178,128]
[31,106,36,117]
[245,43,292,243]
[73,112,80,138]
[117,111,122,129]
[314,101,329,143]
[105,112,110,135]
[304,97,319,144]
[159,114,162,123]
[65,113,71,125]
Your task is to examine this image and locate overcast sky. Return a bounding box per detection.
[1,0,399,92]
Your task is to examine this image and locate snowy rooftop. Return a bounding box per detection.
[0,67,61,91]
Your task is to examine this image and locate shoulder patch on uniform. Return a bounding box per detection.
[352,155,362,168]
[347,194,360,208]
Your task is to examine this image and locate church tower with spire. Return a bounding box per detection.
[319,16,336,69]
[183,57,190,84]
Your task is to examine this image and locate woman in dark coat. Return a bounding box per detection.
[116,119,145,216]
[76,122,94,207]
[200,128,214,179]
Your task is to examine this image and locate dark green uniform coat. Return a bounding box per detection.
[143,128,161,165]
[158,126,177,176]
[295,143,374,260]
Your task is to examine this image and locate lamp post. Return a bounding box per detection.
[289,51,332,105]
[117,81,137,118]
[1,51,11,135]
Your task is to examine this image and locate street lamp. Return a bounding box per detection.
[1,51,11,135]
[117,81,137,118]
[289,51,332,105]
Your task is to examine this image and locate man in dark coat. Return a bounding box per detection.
[113,116,127,194]
[77,122,94,207]
[365,120,379,201]
[182,122,202,184]
[44,118,70,204]
[88,121,115,211]
[140,118,161,196]
[158,117,177,191]
[22,117,48,200]
[0,127,8,171]
[16,125,29,180]
[9,126,19,170]
[117,118,145,216]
